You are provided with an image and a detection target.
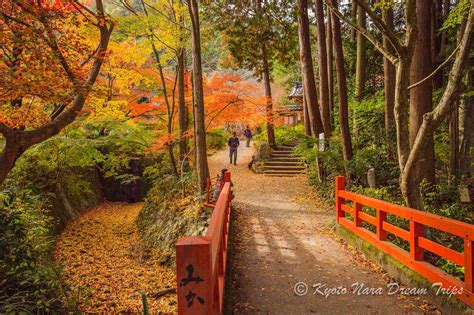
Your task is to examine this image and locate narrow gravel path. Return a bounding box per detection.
[208,143,435,315]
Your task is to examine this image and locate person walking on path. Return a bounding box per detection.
[228,131,240,165]
[244,126,252,147]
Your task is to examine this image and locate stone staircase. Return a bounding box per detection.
[261,142,305,177]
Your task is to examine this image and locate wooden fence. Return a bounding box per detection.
[176,171,232,314]
[335,176,474,307]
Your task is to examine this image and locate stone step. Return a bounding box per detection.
[262,165,305,171]
[264,161,302,166]
[270,157,302,162]
[264,174,299,177]
[271,152,300,157]
[262,169,305,175]
[274,146,295,151]
[272,150,297,154]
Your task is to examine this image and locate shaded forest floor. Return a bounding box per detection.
[55,202,177,313]
[209,143,437,314]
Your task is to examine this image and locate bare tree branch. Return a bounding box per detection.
[324,0,398,64]
[408,43,461,90]
[353,0,402,55]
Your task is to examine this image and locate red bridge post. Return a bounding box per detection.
[176,236,215,315]
[176,171,233,315]
[335,176,345,223]
[465,239,474,292]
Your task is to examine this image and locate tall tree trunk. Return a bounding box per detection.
[261,44,276,146]
[297,0,324,137]
[350,0,357,42]
[409,0,436,187]
[331,0,353,181]
[431,0,444,89]
[401,0,473,209]
[354,4,366,101]
[149,41,179,177]
[177,47,188,162]
[449,20,468,177]
[303,93,312,136]
[459,68,474,176]
[188,0,209,194]
[326,11,335,130]
[449,106,460,176]
[383,8,396,137]
[315,0,331,136]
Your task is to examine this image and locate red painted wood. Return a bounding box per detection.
[339,216,473,306]
[176,236,213,315]
[465,239,474,292]
[335,176,345,223]
[335,177,474,307]
[176,172,232,315]
[382,221,410,241]
[359,211,376,226]
[354,202,362,227]
[418,237,464,267]
[410,220,424,261]
[341,204,352,215]
[338,190,474,241]
[377,209,387,241]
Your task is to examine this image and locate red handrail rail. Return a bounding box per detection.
[176,172,232,314]
[335,176,474,307]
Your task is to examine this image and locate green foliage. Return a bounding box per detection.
[0,188,69,313]
[207,128,231,150]
[442,0,471,30]
[255,124,306,147]
[350,91,387,149]
[204,1,298,77]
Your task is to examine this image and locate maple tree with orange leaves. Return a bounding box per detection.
[0,0,114,184]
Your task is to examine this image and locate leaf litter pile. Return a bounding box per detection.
[55,202,177,313]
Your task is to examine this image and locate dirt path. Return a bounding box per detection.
[209,143,436,315]
[55,203,176,313]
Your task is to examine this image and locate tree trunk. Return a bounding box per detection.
[401,1,474,209]
[354,3,366,101]
[315,0,332,136]
[303,93,312,136]
[297,0,324,137]
[261,44,276,146]
[409,0,436,187]
[383,8,395,135]
[0,129,25,185]
[459,68,474,176]
[431,0,444,89]
[177,47,188,162]
[350,0,357,42]
[331,0,353,180]
[449,106,460,176]
[326,11,335,130]
[188,0,209,194]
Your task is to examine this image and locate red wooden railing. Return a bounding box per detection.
[335,176,474,306]
[176,172,232,315]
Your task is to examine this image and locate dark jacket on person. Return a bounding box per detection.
[228,137,240,149]
[244,128,252,138]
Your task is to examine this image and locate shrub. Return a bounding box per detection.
[207,128,230,150]
[0,188,70,313]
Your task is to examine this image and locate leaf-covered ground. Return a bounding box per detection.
[55,202,177,313]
